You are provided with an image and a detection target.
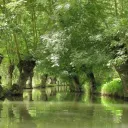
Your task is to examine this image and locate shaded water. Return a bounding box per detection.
[0,86,128,128]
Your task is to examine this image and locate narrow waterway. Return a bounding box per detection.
[0,86,128,128]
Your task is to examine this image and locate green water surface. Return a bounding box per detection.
[0,86,128,128]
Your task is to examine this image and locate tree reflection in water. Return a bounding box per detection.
[0,86,128,128]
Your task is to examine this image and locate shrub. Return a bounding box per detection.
[101,78,123,97]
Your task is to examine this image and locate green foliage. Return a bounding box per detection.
[0,0,128,96]
[101,78,123,97]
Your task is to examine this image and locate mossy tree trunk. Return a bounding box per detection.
[115,61,128,98]
[8,64,15,86]
[17,59,36,92]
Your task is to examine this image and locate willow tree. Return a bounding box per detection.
[1,0,128,97]
[99,0,128,98]
[39,0,128,95]
[0,0,61,91]
[45,0,107,93]
[0,0,37,91]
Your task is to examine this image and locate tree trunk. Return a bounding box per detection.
[114,0,118,16]
[115,61,128,98]
[0,76,2,85]
[81,64,96,94]
[0,54,3,97]
[8,64,14,86]
[17,59,36,92]
[50,77,57,84]
[73,75,81,92]
[87,72,96,94]
[18,72,30,90]
[26,72,34,89]
[70,74,82,92]
[0,54,3,64]
[40,74,48,88]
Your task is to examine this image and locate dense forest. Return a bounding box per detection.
[0,0,128,99]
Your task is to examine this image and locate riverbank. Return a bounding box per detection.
[83,78,125,99]
[0,78,125,101]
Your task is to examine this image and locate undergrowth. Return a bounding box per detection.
[101,78,123,97]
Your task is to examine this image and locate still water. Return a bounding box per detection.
[0,86,128,128]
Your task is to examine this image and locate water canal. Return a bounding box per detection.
[0,86,128,128]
